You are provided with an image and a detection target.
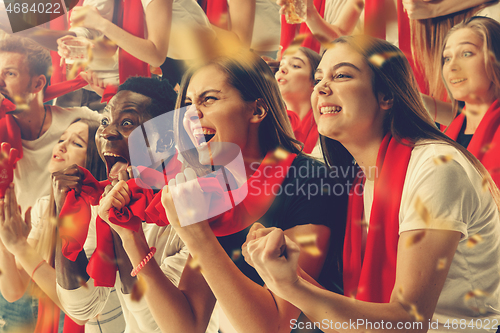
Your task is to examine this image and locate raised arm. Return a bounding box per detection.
[228,0,256,48]
[403,0,493,19]
[72,0,172,67]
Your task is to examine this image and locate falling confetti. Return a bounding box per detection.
[273,147,290,161]
[436,258,447,270]
[397,286,425,322]
[285,34,308,55]
[296,234,321,256]
[231,249,241,261]
[467,234,483,248]
[464,289,489,303]
[150,65,163,76]
[433,155,453,165]
[414,197,431,225]
[188,256,201,271]
[406,230,426,248]
[131,275,147,302]
[368,51,400,68]
[481,143,494,153]
[408,304,425,322]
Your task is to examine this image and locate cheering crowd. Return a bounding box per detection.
[0,0,500,332]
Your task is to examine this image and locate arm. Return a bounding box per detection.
[403,0,493,19]
[161,169,332,333]
[98,181,216,333]
[278,0,363,41]
[246,227,460,333]
[420,94,453,126]
[72,0,172,67]
[228,0,256,48]
[0,238,31,302]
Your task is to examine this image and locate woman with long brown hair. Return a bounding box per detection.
[243,35,500,332]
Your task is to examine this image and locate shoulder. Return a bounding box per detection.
[51,105,100,122]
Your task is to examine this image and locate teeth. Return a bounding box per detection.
[103,152,122,157]
[451,78,467,84]
[193,128,216,135]
[320,106,342,114]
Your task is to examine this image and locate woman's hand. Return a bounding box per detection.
[243,226,301,298]
[52,164,84,214]
[402,0,438,19]
[79,71,107,97]
[0,184,32,255]
[161,168,213,245]
[70,6,107,32]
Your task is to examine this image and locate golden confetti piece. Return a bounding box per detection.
[273,147,290,161]
[150,65,163,76]
[231,249,241,261]
[188,256,201,271]
[296,234,321,256]
[436,258,447,270]
[414,197,431,225]
[406,230,426,248]
[409,304,425,322]
[284,34,308,55]
[131,275,147,302]
[464,289,490,302]
[481,143,494,153]
[482,177,489,192]
[467,234,483,248]
[77,276,89,289]
[433,155,453,165]
[368,51,400,68]
[301,244,322,256]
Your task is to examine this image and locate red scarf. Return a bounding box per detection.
[59,167,154,287]
[445,99,500,187]
[199,0,229,29]
[280,0,326,53]
[146,150,297,237]
[343,134,413,302]
[0,99,21,161]
[35,297,83,333]
[287,110,318,154]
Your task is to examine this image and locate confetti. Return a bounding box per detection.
[482,177,489,192]
[481,143,494,153]
[397,287,425,322]
[433,155,453,165]
[188,256,201,271]
[285,34,308,55]
[405,230,426,248]
[296,234,321,256]
[368,51,400,68]
[150,65,163,76]
[436,258,447,270]
[408,304,425,322]
[273,147,290,161]
[467,234,483,248]
[231,249,241,261]
[414,196,431,225]
[131,275,147,302]
[464,289,490,303]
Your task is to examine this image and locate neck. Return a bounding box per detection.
[464,92,498,134]
[13,95,50,141]
[343,136,384,181]
[284,96,312,120]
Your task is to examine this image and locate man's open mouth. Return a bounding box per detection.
[103,152,130,180]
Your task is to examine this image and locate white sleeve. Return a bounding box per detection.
[399,156,478,238]
[28,196,50,241]
[159,237,190,288]
[69,0,114,39]
[57,277,112,321]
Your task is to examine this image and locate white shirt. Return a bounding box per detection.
[14,105,99,214]
[362,142,500,332]
[57,210,219,333]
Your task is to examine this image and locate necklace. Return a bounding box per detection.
[37,106,47,139]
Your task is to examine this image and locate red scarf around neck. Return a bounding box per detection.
[343,134,413,302]
[287,110,318,154]
[445,99,500,187]
[146,150,297,237]
[58,167,154,287]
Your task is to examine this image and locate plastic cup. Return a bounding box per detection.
[62,39,90,64]
[285,0,307,24]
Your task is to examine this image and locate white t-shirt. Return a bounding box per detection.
[57,211,219,333]
[29,196,125,333]
[142,0,214,60]
[14,105,99,214]
[362,142,500,332]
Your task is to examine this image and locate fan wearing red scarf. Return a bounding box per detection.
[100,51,350,332]
[243,36,500,332]
[441,17,500,189]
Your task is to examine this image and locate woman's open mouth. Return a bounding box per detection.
[193,128,216,146]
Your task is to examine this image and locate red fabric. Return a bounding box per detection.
[0,99,22,161]
[116,0,151,84]
[63,317,85,333]
[364,0,385,39]
[146,150,297,237]
[34,297,59,333]
[43,76,89,103]
[343,134,413,302]
[287,110,318,154]
[59,167,106,261]
[101,85,119,103]
[445,99,500,187]
[87,177,154,287]
[280,0,326,53]
[202,0,229,29]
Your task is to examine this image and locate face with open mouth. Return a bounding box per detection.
[442,28,493,104]
[276,50,314,101]
[48,121,88,173]
[311,44,386,145]
[182,64,256,166]
[96,90,152,181]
